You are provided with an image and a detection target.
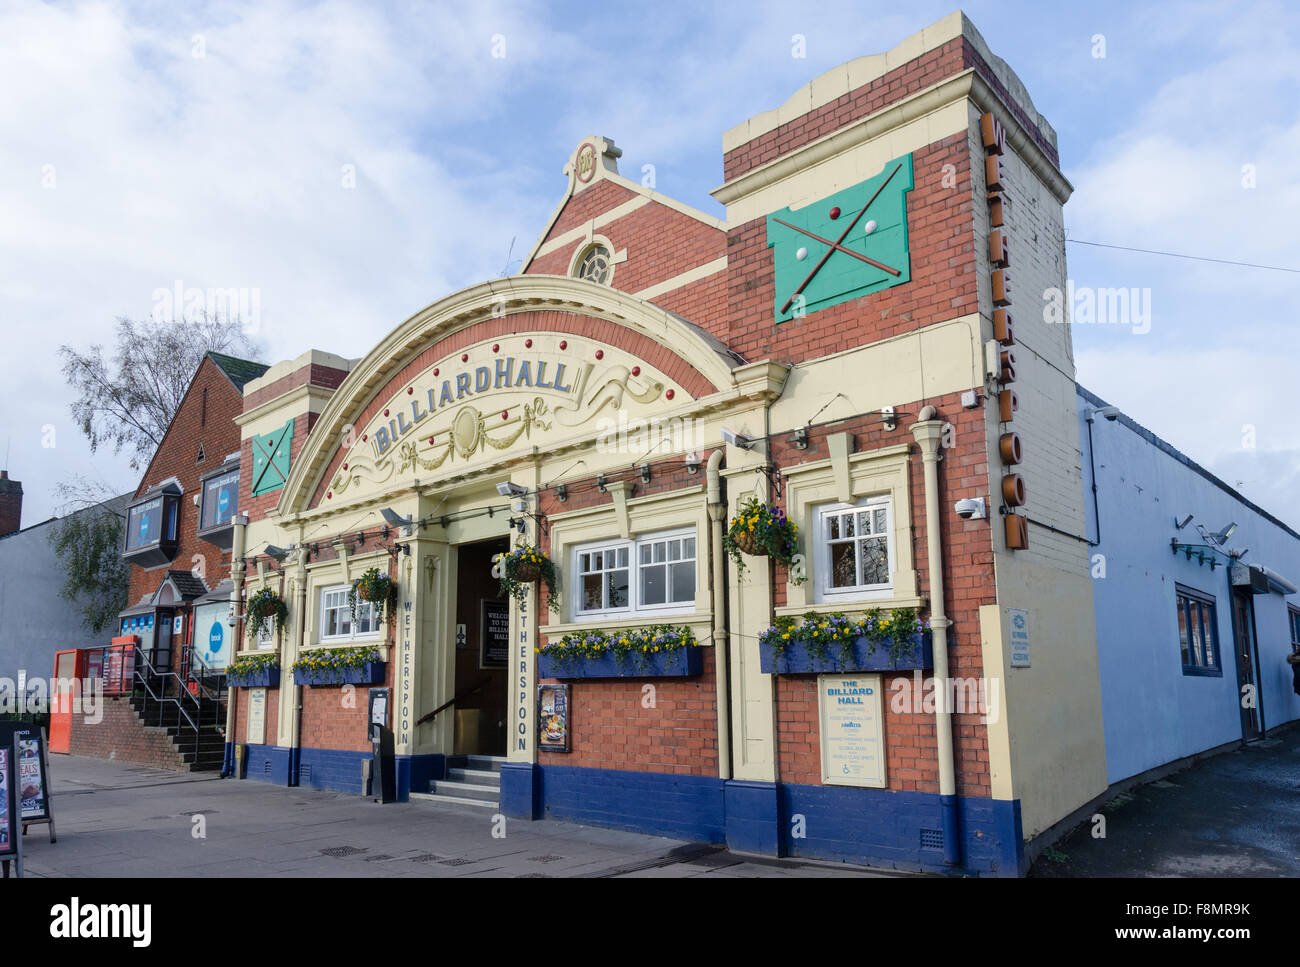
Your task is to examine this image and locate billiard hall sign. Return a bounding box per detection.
[326,338,676,499]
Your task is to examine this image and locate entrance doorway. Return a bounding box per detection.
[1231,589,1263,741]
[452,538,511,756]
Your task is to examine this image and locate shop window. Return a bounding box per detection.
[123,484,181,567]
[198,465,240,549]
[319,585,379,642]
[572,528,696,620]
[1176,585,1221,676]
[814,496,892,602]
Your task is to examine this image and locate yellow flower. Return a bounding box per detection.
[782,633,790,640]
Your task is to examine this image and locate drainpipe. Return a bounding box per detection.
[287,547,308,786]
[910,406,961,867]
[706,449,731,781]
[222,514,248,777]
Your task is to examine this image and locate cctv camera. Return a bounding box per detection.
[955,497,987,520]
[496,481,528,497]
[1090,405,1121,422]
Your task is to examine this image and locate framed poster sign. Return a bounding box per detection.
[246,688,267,745]
[537,683,570,753]
[480,599,509,669]
[818,673,886,788]
[0,740,21,876]
[16,730,50,823]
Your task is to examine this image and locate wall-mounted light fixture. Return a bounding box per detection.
[684,453,701,475]
[791,427,809,450]
[555,484,568,502]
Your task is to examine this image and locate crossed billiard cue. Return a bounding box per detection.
[777,161,904,315]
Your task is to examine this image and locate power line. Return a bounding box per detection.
[1066,238,1300,275]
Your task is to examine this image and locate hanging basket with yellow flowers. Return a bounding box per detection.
[499,542,561,612]
[724,496,803,582]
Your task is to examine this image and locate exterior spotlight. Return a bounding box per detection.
[556,484,568,502]
[684,453,701,475]
[496,481,528,497]
[721,428,753,450]
[791,427,809,450]
[381,507,412,528]
[1209,522,1237,546]
[264,544,288,561]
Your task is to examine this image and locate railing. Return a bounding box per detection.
[132,649,224,762]
[415,674,493,728]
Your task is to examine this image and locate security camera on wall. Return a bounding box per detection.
[496,481,528,497]
[955,497,987,520]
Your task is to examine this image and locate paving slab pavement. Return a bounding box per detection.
[21,754,893,878]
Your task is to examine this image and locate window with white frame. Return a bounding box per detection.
[573,529,697,619]
[319,585,379,642]
[815,496,892,600]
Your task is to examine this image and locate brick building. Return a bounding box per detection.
[225,11,1107,875]
[66,351,267,770]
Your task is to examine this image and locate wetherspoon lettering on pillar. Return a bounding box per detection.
[400,597,412,746]
[373,355,575,456]
[517,588,529,753]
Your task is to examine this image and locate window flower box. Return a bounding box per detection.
[227,666,281,689]
[759,608,932,674]
[537,625,703,679]
[291,647,385,687]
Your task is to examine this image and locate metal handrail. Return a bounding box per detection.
[134,650,203,760]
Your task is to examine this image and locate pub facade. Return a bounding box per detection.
[224,11,1110,875]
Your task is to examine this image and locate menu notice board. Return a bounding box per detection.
[480,600,509,669]
[0,724,55,846]
[103,644,136,695]
[538,683,570,753]
[16,731,50,822]
[0,740,21,876]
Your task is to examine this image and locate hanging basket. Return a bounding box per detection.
[733,530,765,556]
[514,562,541,583]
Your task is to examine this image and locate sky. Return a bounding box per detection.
[2,0,1298,530]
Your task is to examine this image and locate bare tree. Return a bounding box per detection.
[47,476,130,634]
[58,313,263,470]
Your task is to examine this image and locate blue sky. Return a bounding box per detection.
[2,0,1298,528]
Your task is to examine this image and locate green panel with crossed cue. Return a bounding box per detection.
[250,418,293,497]
[766,153,914,323]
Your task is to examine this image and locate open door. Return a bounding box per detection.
[452,538,511,756]
[1232,589,1263,741]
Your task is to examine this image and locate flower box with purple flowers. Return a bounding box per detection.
[758,608,932,674]
[537,625,703,679]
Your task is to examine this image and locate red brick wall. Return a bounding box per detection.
[240,411,313,524]
[544,180,637,239]
[723,136,975,364]
[234,685,280,745]
[768,389,995,797]
[67,696,188,770]
[539,650,719,777]
[722,37,1056,182]
[298,660,394,754]
[527,200,725,300]
[126,357,247,606]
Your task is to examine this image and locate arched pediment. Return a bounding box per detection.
[278,275,743,516]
